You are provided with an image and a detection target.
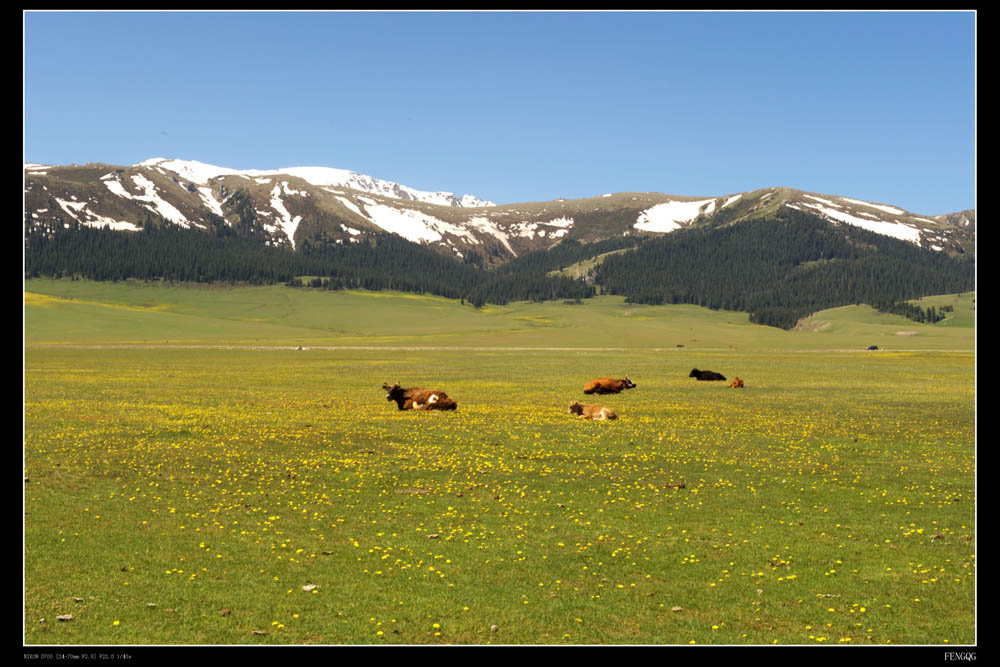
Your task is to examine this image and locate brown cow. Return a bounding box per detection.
[727,377,745,388]
[382,382,457,411]
[583,375,636,395]
[568,401,618,420]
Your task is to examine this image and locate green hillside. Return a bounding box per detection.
[25,279,974,351]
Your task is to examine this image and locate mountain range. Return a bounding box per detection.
[24,158,975,264]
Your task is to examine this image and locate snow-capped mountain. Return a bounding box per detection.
[23,159,975,263]
[137,158,496,209]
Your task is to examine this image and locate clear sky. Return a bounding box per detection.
[24,10,976,216]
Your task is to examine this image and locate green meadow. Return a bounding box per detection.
[24,280,976,645]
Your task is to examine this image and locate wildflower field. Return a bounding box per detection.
[24,282,976,645]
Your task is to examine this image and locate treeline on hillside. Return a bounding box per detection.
[292,233,594,306]
[873,301,952,325]
[593,208,975,329]
[25,222,306,283]
[24,208,974,327]
[23,222,594,306]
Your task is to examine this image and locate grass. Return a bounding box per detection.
[23,280,976,645]
[547,248,632,279]
[24,278,975,352]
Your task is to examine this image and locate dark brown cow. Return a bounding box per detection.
[567,401,618,420]
[727,377,745,388]
[382,382,457,411]
[583,375,636,395]
[689,368,726,381]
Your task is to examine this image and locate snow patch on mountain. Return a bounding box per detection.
[334,195,364,218]
[281,181,307,197]
[269,185,303,249]
[803,194,841,208]
[543,216,574,228]
[104,172,190,227]
[787,202,922,244]
[511,221,541,238]
[633,199,715,233]
[360,202,477,245]
[131,174,190,227]
[466,216,517,256]
[139,158,494,208]
[139,158,242,184]
[839,197,905,216]
[103,178,131,199]
[540,217,573,239]
[198,187,225,217]
[459,194,494,208]
[54,196,140,231]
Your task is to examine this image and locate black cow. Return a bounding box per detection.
[689,368,726,381]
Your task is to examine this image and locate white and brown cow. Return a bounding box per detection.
[582,375,636,395]
[382,382,457,411]
[568,401,618,420]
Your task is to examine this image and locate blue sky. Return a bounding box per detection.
[24,10,975,216]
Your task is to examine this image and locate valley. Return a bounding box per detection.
[22,281,977,646]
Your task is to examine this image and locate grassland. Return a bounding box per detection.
[24,280,976,645]
[23,278,975,351]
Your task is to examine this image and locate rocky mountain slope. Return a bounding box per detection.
[24,158,975,264]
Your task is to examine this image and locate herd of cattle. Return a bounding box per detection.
[382,368,744,421]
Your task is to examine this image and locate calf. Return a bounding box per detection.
[583,375,636,395]
[727,377,745,388]
[568,401,618,420]
[689,368,726,381]
[382,382,458,411]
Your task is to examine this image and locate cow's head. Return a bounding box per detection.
[688,369,700,378]
[623,375,636,389]
[568,401,584,415]
[383,382,403,401]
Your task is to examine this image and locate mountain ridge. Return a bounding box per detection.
[25,159,976,330]
[24,158,975,263]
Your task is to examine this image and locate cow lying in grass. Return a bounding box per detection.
[689,368,726,381]
[728,377,745,388]
[568,401,618,420]
[583,375,636,395]
[382,382,458,411]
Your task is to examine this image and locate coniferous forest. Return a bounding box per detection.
[24,206,974,329]
[23,222,595,308]
[592,208,975,329]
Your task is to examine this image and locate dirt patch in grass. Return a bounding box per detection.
[794,320,830,332]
